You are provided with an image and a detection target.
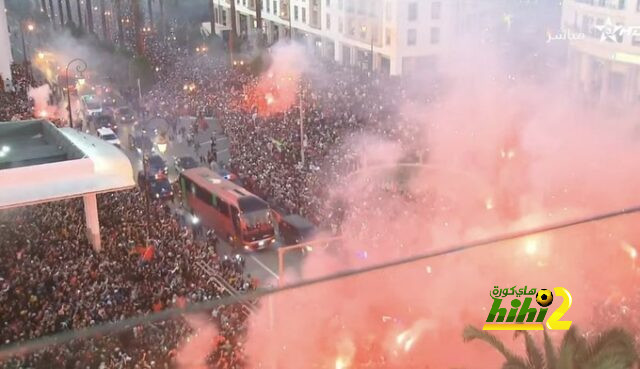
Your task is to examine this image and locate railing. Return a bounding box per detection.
[195,260,256,317]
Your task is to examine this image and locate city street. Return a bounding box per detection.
[113,113,294,286]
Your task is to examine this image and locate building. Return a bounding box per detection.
[0,0,13,84]
[0,120,135,251]
[209,0,456,76]
[562,0,640,103]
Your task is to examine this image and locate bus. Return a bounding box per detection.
[179,167,276,250]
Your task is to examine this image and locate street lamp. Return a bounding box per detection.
[65,58,87,128]
[20,21,35,79]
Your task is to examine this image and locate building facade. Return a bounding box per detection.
[562,0,640,104]
[210,0,454,76]
[0,0,13,84]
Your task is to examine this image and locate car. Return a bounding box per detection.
[97,127,121,147]
[129,134,154,155]
[115,107,137,124]
[81,95,102,117]
[147,177,174,199]
[146,154,168,176]
[137,172,173,200]
[94,114,118,133]
[279,214,317,246]
[174,156,199,173]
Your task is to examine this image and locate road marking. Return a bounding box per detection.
[248,254,280,280]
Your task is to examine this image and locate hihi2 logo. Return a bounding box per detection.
[483,286,572,331]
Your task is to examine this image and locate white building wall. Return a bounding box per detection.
[561,0,640,103]
[0,0,13,83]
[212,0,457,76]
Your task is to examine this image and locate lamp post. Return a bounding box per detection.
[21,22,35,79]
[140,126,152,243]
[65,58,87,128]
[361,25,374,71]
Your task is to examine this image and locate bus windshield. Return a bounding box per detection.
[238,196,268,213]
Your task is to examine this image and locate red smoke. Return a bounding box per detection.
[241,47,640,368]
[240,44,308,117]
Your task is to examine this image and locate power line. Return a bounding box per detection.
[2,204,640,359]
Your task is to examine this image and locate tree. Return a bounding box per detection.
[85,0,93,33]
[463,325,638,369]
[99,0,107,40]
[75,0,82,28]
[115,0,124,44]
[64,0,72,25]
[132,0,144,54]
[57,0,64,26]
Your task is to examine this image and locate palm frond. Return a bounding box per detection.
[503,358,533,369]
[583,328,638,369]
[463,325,529,367]
[544,329,558,369]
[514,331,545,369]
[560,326,589,361]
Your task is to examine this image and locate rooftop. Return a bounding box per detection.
[0,120,85,170]
[0,120,135,209]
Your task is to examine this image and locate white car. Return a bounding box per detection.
[81,94,103,117]
[97,127,121,146]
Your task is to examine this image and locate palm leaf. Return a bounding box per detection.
[503,358,533,369]
[544,329,558,369]
[514,331,545,369]
[560,326,589,361]
[463,325,529,367]
[583,328,637,369]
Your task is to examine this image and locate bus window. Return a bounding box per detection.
[196,185,210,203]
[217,200,230,216]
[211,194,218,207]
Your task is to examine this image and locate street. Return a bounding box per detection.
[112,113,297,287]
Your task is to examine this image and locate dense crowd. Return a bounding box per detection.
[0,190,251,368]
[0,64,35,121]
[143,49,423,230]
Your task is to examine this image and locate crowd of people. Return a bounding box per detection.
[142,47,423,231]
[0,190,251,368]
[0,63,35,121]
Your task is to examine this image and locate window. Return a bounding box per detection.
[633,35,640,45]
[407,29,417,45]
[326,0,330,6]
[637,0,640,10]
[273,0,277,14]
[408,2,417,21]
[267,0,270,12]
[385,1,391,21]
[326,14,331,29]
[581,15,594,36]
[431,1,441,20]
[294,5,299,20]
[385,28,391,45]
[217,200,230,216]
[302,7,306,22]
[430,27,440,44]
[339,18,343,32]
[338,0,342,9]
[222,9,227,26]
[195,186,210,203]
